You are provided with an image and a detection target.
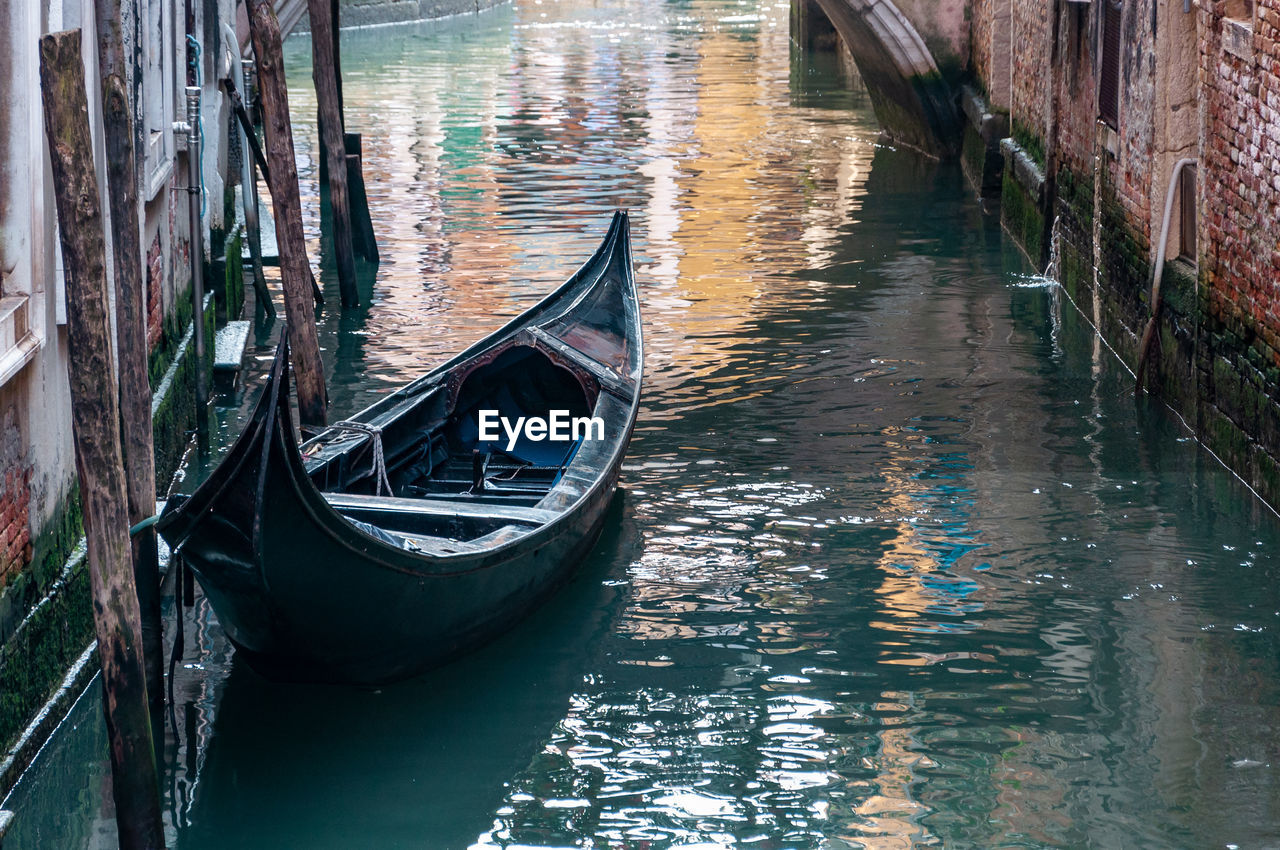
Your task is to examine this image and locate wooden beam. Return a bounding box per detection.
[94,0,162,721]
[222,77,271,182]
[345,133,379,263]
[39,29,164,850]
[246,0,328,427]
[234,60,276,319]
[308,0,358,308]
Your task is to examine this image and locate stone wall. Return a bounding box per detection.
[147,232,165,350]
[1009,0,1048,142]
[971,0,996,100]
[1197,0,1280,497]
[890,0,970,78]
[1200,0,1280,342]
[1051,3,1099,183]
[0,0,237,795]
[970,0,1280,505]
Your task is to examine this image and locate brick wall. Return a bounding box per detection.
[972,0,1016,110]
[1010,0,1049,139]
[984,0,1280,500]
[1000,0,1161,334]
[1200,0,1280,348]
[147,232,164,350]
[972,0,995,97]
[1050,3,1099,181]
[1196,0,1280,494]
[0,401,31,588]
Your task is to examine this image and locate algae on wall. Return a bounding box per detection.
[0,489,90,760]
[0,290,217,767]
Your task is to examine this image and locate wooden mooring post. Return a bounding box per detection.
[247,0,328,428]
[94,0,163,721]
[308,0,358,308]
[314,0,378,268]
[39,29,165,850]
[346,132,379,263]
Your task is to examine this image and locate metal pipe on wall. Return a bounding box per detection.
[1135,156,1198,397]
[186,85,209,455]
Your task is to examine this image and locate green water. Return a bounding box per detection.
[4,0,1279,846]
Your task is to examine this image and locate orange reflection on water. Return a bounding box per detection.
[284,0,877,414]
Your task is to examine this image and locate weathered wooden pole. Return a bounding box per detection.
[221,66,275,318]
[332,0,345,110]
[247,0,328,427]
[317,0,345,183]
[308,0,358,308]
[93,0,163,719]
[39,30,165,850]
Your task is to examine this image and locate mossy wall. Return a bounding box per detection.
[1006,155,1280,509]
[1000,169,1044,267]
[961,123,1005,196]
[1010,118,1044,168]
[1,292,215,774]
[211,227,245,325]
[151,295,216,483]
[0,491,90,760]
[224,229,245,319]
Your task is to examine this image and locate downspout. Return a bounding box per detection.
[1135,156,1197,397]
[182,86,209,455]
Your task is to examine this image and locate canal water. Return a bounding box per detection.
[5,0,1280,846]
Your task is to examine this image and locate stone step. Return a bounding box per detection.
[212,320,252,396]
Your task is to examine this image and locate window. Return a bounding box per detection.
[0,281,38,386]
[0,2,46,385]
[1178,165,1196,262]
[1099,0,1123,128]
[143,0,175,199]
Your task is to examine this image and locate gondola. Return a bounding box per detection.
[158,211,642,684]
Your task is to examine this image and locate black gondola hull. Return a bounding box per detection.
[161,212,642,684]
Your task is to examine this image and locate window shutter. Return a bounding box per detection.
[1099,0,1122,127]
[1179,165,1197,261]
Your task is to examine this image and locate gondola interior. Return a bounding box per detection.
[300,341,602,548]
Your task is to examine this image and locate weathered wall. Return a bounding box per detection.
[1009,0,1048,143]
[889,0,970,77]
[0,405,31,585]
[1196,0,1280,496]
[970,0,1011,109]
[0,0,237,791]
[0,3,77,602]
[1200,0,1280,344]
[971,0,1280,505]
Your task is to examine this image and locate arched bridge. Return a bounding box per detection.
[795,0,967,157]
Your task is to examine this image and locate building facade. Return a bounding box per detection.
[967,0,1280,505]
[0,0,242,782]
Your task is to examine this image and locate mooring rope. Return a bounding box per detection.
[129,514,160,536]
[330,421,394,496]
